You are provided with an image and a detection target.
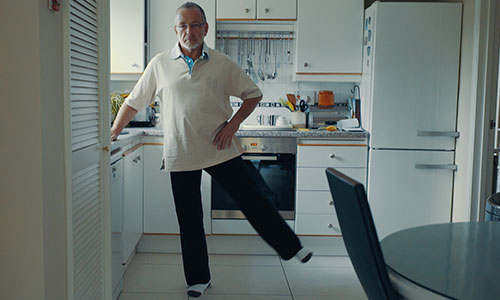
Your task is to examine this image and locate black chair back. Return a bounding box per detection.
[325,167,398,300]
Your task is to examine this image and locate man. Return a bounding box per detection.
[111,2,312,298]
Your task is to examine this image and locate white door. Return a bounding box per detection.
[149,0,216,61]
[110,159,123,294]
[110,0,144,73]
[295,0,363,74]
[216,0,256,19]
[256,0,296,19]
[368,3,462,150]
[143,145,212,234]
[65,0,111,299]
[122,146,143,263]
[367,149,455,239]
[143,145,179,234]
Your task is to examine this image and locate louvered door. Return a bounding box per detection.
[65,0,111,299]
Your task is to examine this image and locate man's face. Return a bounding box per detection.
[174,8,208,51]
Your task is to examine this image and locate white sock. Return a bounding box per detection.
[295,247,313,263]
[187,281,211,298]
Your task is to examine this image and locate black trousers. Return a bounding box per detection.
[170,155,303,286]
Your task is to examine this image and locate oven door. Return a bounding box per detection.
[211,153,296,220]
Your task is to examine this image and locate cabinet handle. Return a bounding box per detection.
[328,223,334,229]
[244,8,249,13]
[417,130,460,138]
[131,63,139,68]
[329,153,336,159]
[264,8,269,13]
[415,163,458,171]
[304,62,309,67]
[329,200,334,206]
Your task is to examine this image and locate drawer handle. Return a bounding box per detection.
[417,130,460,138]
[328,223,334,229]
[304,62,309,67]
[264,8,269,13]
[329,200,334,206]
[244,8,250,13]
[415,163,458,171]
[329,153,336,159]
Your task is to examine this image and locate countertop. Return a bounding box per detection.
[111,127,368,150]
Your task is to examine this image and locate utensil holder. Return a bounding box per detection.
[290,111,306,128]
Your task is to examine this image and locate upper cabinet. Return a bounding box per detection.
[294,0,363,82]
[110,0,145,74]
[217,0,296,20]
[217,0,256,19]
[149,0,216,61]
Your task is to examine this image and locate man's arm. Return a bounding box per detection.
[111,104,138,141]
[213,95,262,150]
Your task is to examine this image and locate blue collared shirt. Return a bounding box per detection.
[171,42,209,75]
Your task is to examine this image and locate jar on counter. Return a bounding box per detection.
[318,90,334,108]
[290,111,306,128]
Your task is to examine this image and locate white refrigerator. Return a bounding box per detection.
[360,2,462,239]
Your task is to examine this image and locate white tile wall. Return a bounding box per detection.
[110,38,359,126]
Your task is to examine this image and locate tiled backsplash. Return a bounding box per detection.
[110,50,359,126]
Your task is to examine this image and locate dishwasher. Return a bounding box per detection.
[110,149,123,300]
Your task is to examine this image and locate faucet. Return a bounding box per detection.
[350,84,360,99]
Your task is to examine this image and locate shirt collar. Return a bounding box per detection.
[171,42,210,60]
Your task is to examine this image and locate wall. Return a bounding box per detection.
[111,37,358,126]
[453,0,494,222]
[39,1,69,299]
[0,1,67,299]
[0,1,45,299]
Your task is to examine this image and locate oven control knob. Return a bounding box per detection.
[261,145,267,151]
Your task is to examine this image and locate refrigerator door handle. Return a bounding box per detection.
[417,130,460,138]
[415,163,458,171]
[241,155,278,161]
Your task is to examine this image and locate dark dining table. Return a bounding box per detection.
[381,222,500,300]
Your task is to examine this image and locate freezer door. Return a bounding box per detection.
[367,149,455,239]
[368,3,462,150]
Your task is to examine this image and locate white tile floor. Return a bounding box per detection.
[118,253,367,300]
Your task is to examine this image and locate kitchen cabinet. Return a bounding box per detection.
[216,0,296,20]
[295,144,367,235]
[142,144,212,234]
[122,144,144,263]
[142,145,179,234]
[294,0,363,82]
[110,0,145,73]
[110,156,123,299]
[149,0,216,61]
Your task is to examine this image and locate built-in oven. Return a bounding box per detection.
[211,137,296,220]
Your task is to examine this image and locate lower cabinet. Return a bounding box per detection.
[143,145,179,234]
[122,144,144,263]
[142,144,212,234]
[295,144,367,235]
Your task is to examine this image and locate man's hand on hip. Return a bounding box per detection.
[213,121,239,150]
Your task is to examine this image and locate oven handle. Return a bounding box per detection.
[241,155,278,161]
